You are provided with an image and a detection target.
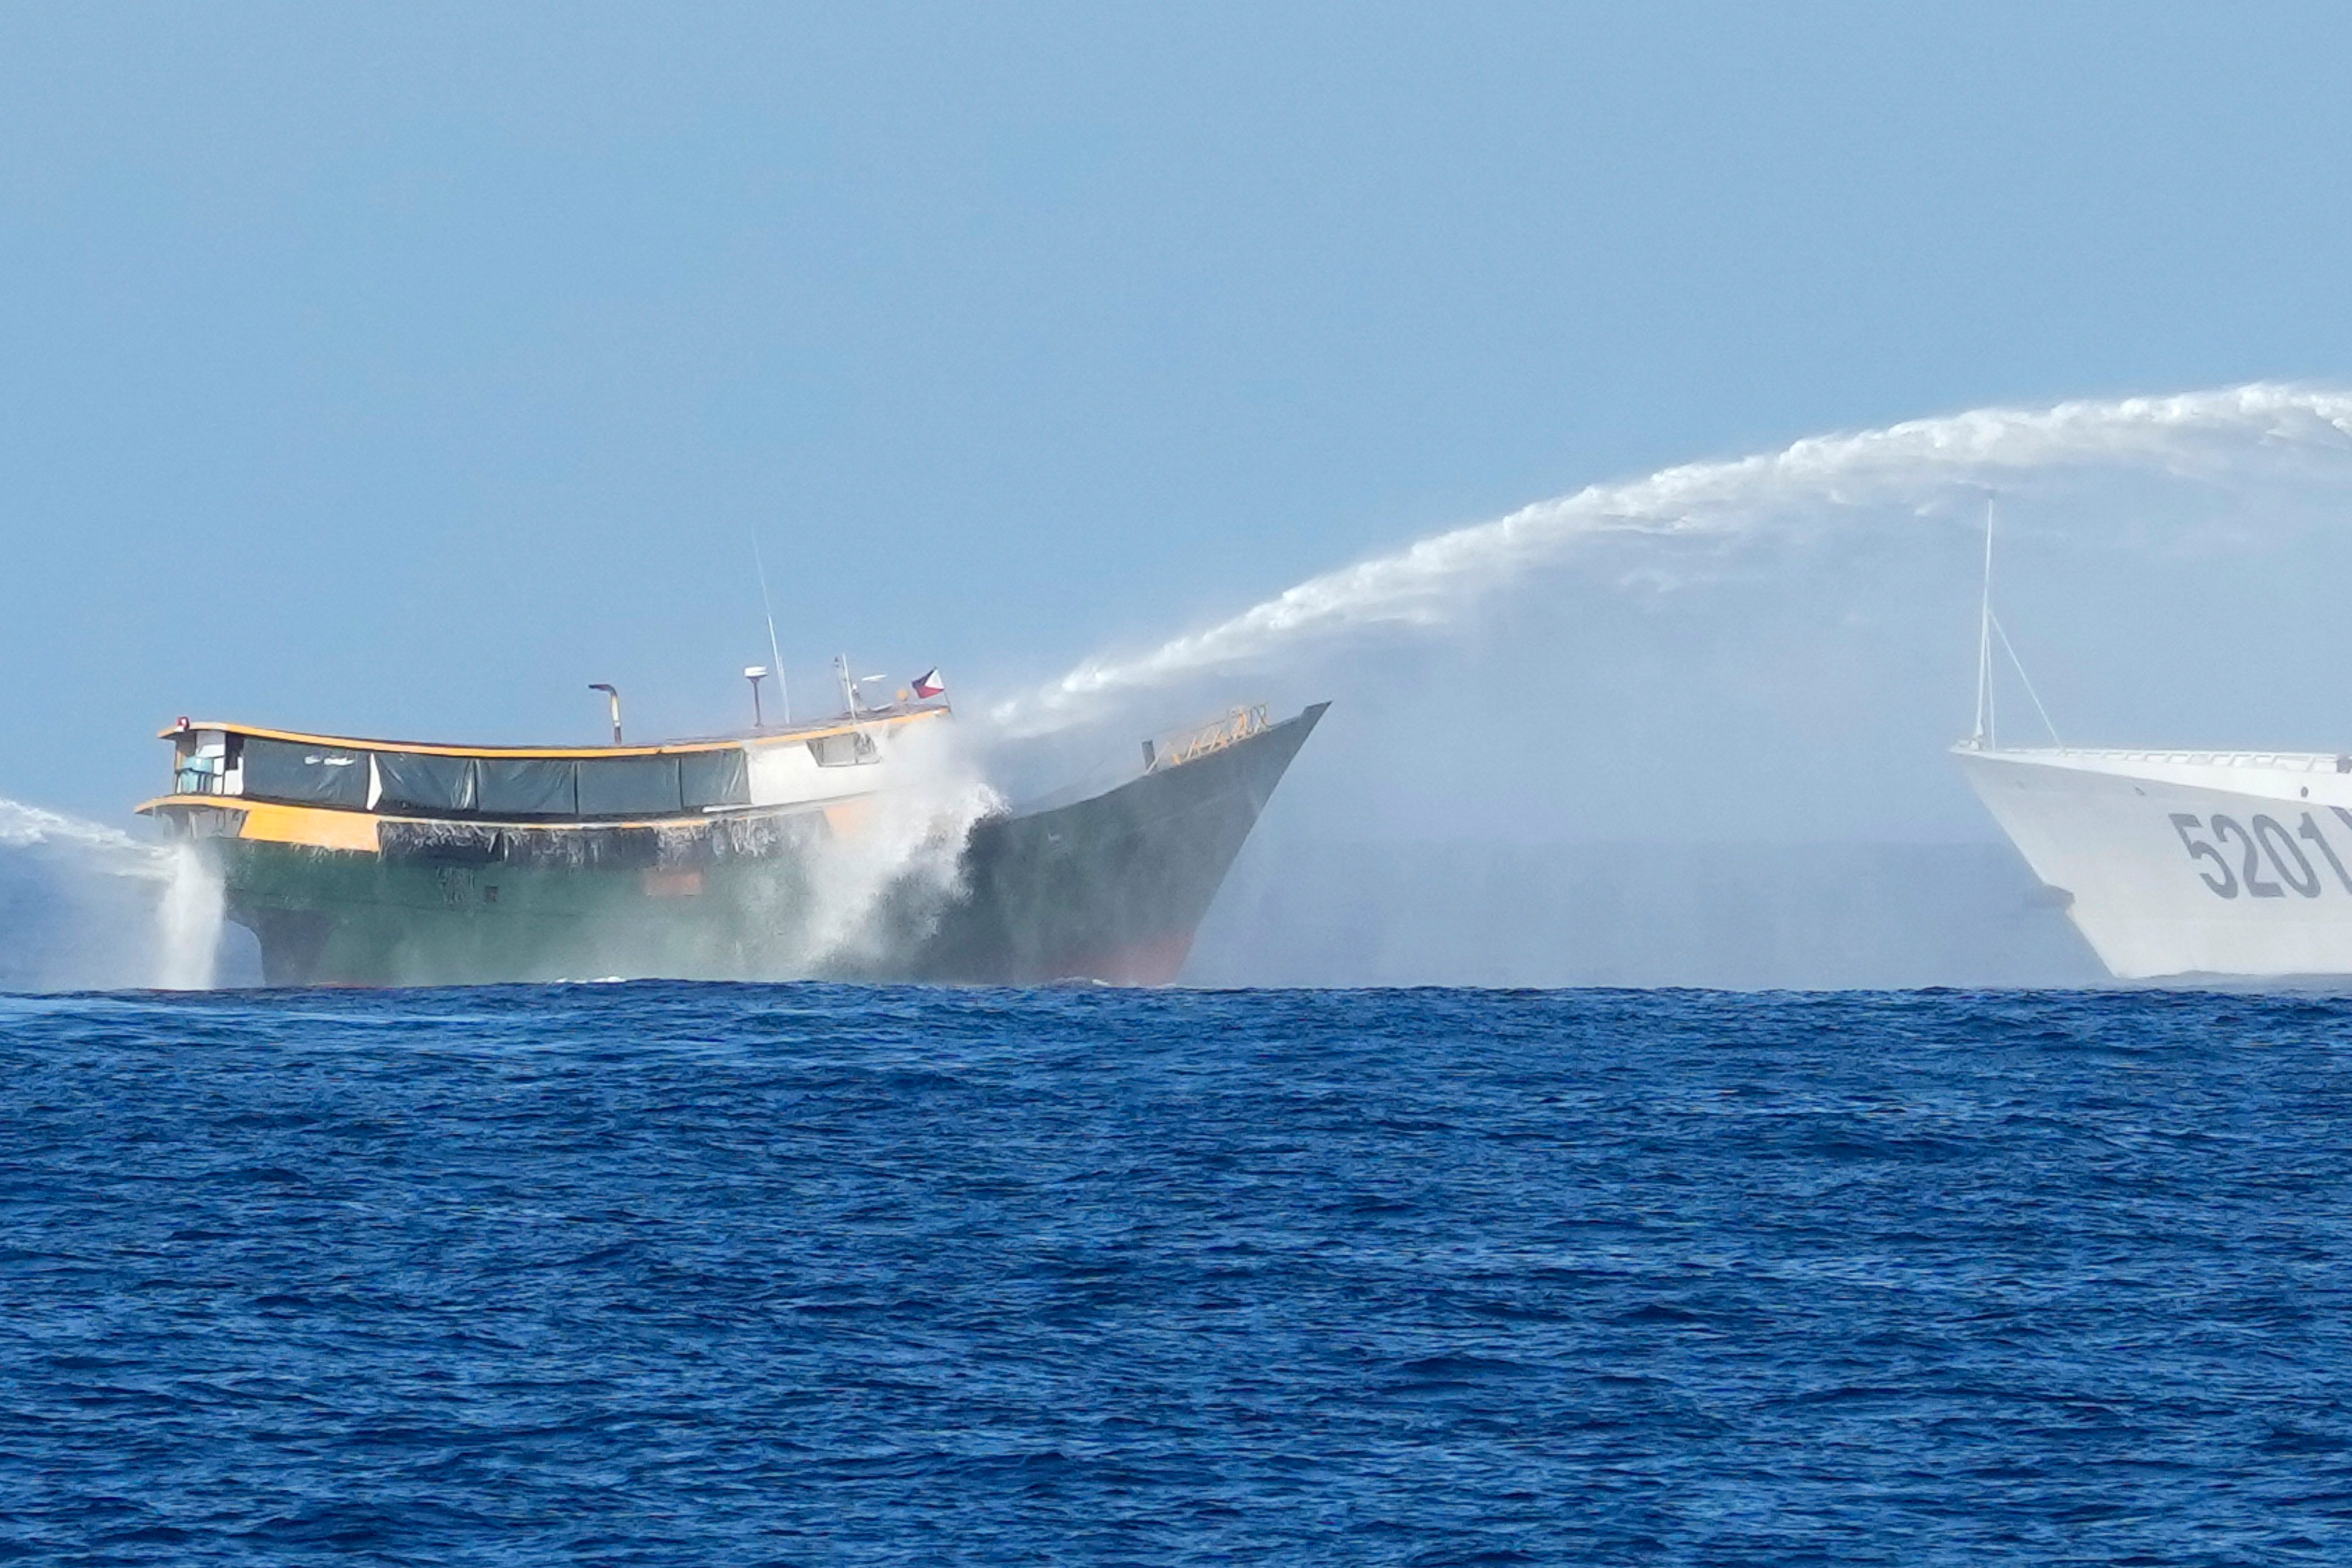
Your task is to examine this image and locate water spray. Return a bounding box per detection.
[991,383,2352,737]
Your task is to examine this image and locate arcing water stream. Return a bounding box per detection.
[991,384,2352,737]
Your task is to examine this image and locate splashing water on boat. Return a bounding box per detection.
[727,723,1007,979]
[154,841,224,990]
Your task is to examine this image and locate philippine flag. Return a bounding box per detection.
[912,667,946,700]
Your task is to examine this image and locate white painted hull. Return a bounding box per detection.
[1957,746,2352,979]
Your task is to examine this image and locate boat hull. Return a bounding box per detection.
[1958,745,2352,980]
[900,703,1328,984]
[176,704,1327,987]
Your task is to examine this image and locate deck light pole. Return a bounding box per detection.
[744,666,770,729]
[589,683,623,745]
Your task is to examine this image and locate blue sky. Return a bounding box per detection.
[7,4,2352,819]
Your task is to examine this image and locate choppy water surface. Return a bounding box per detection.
[5,985,2352,1564]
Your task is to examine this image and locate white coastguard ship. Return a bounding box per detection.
[1956,743,2352,980]
[1954,518,2352,980]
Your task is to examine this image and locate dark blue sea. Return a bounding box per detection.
[6,985,2352,1564]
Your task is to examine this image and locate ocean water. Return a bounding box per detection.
[5,986,2351,1564]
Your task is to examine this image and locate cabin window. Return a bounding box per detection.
[575,755,683,818]
[476,758,578,817]
[174,730,234,796]
[680,748,750,810]
[375,752,479,814]
[808,731,880,768]
[240,737,370,808]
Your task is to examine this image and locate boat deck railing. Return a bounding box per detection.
[1144,704,1270,773]
[1985,746,2352,774]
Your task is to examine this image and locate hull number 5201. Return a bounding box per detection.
[2170,810,2352,899]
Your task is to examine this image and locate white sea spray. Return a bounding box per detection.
[0,797,164,871]
[154,840,224,990]
[729,721,1005,978]
[0,796,219,990]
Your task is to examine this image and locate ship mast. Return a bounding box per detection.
[751,531,790,726]
[1972,496,1995,749]
[1971,497,2065,750]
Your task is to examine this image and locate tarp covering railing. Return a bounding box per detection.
[476,758,579,817]
[375,751,479,814]
[239,738,371,809]
[235,741,755,820]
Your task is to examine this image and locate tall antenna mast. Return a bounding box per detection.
[1972,494,1996,749]
[751,531,790,726]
